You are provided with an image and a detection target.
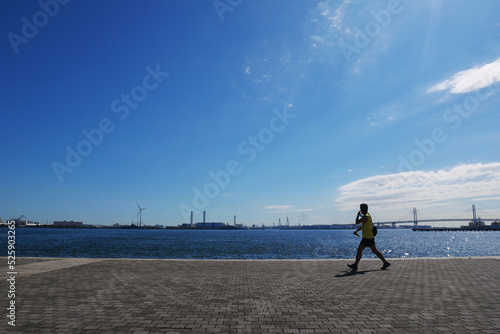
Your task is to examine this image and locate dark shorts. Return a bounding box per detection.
[360,238,375,247]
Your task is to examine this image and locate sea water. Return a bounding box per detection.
[5,228,500,259]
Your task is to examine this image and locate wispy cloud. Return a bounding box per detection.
[309,0,352,48]
[365,103,401,127]
[335,162,500,214]
[318,0,350,32]
[265,205,314,213]
[265,205,292,211]
[428,58,500,95]
[308,0,410,71]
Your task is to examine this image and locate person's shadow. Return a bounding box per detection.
[334,269,378,277]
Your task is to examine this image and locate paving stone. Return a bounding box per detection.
[0,257,499,333]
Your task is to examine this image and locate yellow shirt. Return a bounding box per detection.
[361,213,374,239]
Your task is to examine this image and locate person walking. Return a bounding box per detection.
[348,203,391,270]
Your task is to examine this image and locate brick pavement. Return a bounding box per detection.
[1,257,500,333]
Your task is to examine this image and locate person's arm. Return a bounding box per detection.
[355,211,367,224]
[354,212,367,236]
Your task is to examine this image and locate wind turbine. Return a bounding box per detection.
[136,203,147,227]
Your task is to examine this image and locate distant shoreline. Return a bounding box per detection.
[0,224,399,230]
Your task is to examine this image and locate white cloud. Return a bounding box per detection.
[310,0,351,48]
[428,58,500,95]
[318,0,350,32]
[265,205,314,213]
[265,205,292,210]
[335,162,500,215]
[472,196,500,201]
[308,0,410,72]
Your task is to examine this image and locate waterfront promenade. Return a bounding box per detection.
[2,257,500,333]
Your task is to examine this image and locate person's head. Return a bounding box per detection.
[360,203,368,214]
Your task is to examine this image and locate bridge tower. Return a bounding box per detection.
[413,207,418,227]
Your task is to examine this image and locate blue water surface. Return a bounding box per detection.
[4,228,500,259]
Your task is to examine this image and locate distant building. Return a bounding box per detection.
[13,219,35,227]
[195,222,226,229]
[16,219,27,227]
[53,220,83,228]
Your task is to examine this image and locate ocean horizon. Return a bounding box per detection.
[6,228,500,260]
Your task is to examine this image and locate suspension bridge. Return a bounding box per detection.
[377,205,500,228]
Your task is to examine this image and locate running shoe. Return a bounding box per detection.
[381,262,391,270]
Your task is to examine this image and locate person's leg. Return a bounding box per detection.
[369,245,391,269]
[369,245,387,262]
[354,244,366,266]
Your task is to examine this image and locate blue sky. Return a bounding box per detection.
[1,0,500,227]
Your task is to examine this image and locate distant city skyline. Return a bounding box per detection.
[1,1,500,227]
